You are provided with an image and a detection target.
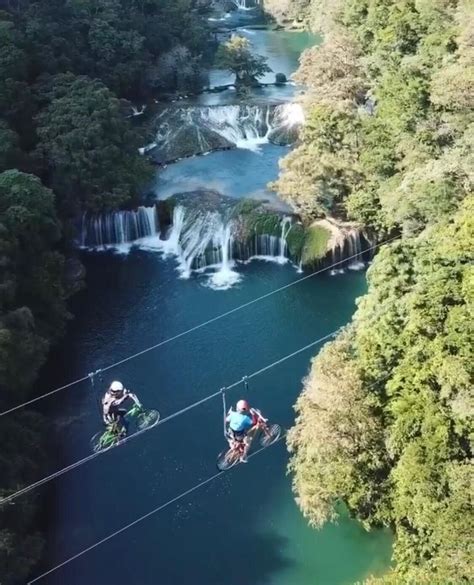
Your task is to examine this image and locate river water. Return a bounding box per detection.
[36,8,392,585]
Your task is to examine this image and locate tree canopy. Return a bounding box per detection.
[36,74,152,215]
[279,1,474,582]
[0,1,213,583]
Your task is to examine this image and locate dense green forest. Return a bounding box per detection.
[0,1,212,582]
[267,0,473,582]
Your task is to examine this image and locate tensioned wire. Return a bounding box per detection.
[27,435,286,584]
[27,367,395,583]
[0,234,400,418]
[0,330,337,505]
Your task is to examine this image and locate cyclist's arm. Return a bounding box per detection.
[250,408,267,423]
[102,399,112,422]
[126,392,141,407]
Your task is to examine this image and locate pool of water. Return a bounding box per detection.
[37,255,392,585]
[154,144,290,206]
[209,27,318,88]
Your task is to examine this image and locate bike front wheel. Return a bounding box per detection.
[259,423,282,448]
[136,409,160,431]
[216,448,241,471]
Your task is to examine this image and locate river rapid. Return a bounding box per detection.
[37,6,392,584]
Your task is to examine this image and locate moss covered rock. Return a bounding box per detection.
[301,225,331,265]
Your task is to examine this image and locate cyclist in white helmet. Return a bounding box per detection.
[102,381,141,436]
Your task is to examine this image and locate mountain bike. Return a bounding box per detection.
[216,414,281,471]
[90,404,160,453]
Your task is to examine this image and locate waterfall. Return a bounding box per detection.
[278,217,292,263]
[325,225,365,275]
[80,204,295,287]
[196,105,272,150]
[208,223,241,290]
[160,207,295,283]
[159,205,186,256]
[231,0,256,10]
[347,229,365,270]
[151,103,304,159]
[139,142,158,155]
[80,206,159,249]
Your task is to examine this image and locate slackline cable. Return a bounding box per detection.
[28,435,285,584]
[1,331,337,505]
[0,235,400,418]
[27,367,395,583]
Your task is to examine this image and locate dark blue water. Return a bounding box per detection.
[36,254,391,585]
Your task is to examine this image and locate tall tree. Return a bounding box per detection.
[215,35,271,88]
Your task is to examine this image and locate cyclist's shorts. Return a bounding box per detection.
[229,429,246,441]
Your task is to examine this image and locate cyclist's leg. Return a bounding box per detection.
[116,409,128,436]
[240,431,251,462]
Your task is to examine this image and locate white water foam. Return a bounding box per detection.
[347,261,365,271]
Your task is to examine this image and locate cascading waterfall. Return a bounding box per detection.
[329,227,366,275]
[151,103,304,158]
[196,104,273,150]
[346,229,365,270]
[81,205,291,289]
[130,105,146,117]
[208,223,241,289]
[79,203,365,283]
[278,217,292,263]
[231,0,256,10]
[80,206,159,249]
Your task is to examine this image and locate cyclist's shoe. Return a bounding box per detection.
[240,455,248,463]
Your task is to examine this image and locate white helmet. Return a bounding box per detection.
[109,381,124,394]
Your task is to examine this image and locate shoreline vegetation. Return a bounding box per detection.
[0,1,215,582]
[262,0,473,582]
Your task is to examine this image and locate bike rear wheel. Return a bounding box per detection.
[136,409,160,431]
[216,448,241,471]
[259,423,282,448]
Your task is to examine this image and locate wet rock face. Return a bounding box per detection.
[150,124,233,163]
[268,123,299,145]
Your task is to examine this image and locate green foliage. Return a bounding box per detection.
[273,0,471,235]
[286,223,306,258]
[215,35,272,88]
[36,74,153,214]
[249,213,282,237]
[284,1,474,582]
[290,197,474,583]
[0,170,67,389]
[288,330,389,528]
[0,2,213,580]
[273,105,362,219]
[20,0,210,98]
[0,121,21,172]
[0,171,69,584]
[301,225,330,264]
